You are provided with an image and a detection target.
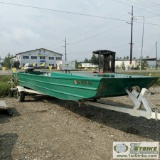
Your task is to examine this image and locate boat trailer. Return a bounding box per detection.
[80,88,160,120]
[14,85,160,120]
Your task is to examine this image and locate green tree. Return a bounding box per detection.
[142,60,148,69]
[84,58,90,63]
[137,60,148,70]
[90,54,98,64]
[10,58,20,68]
[75,60,81,69]
[3,53,13,68]
[121,61,125,70]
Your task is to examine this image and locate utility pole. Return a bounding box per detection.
[65,37,67,61]
[140,16,145,71]
[129,6,133,64]
[156,41,157,69]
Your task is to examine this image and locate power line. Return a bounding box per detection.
[135,21,160,27]
[147,14,160,19]
[137,0,160,10]
[40,10,129,49]
[108,43,129,49]
[145,0,160,7]
[1,1,160,27]
[113,0,160,16]
[6,0,158,52]
[68,23,126,46]
[68,12,129,41]
[52,23,127,52]
[126,0,160,13]
[45,40,64,48]
[46,15,127,48]
[66,48,129,54]
[115,48,129,51]
[52,19,160,52]
[0,1,127,22]
[2,1,160,28]
[52,46,63,50]
[113,0,131,7]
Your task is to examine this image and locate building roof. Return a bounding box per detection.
[133,58,157,61]
[93,50,115,55]
[16,48,63,56]
[139,58,156,61]
[115,59,136,61]
[116,58,159,61]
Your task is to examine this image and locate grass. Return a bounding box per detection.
[0,75,12,97]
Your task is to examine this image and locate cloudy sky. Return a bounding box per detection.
[0,0,160,61]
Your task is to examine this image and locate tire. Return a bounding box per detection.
[9,91,14,97]
[132,86,140,93]
[17,91,25,102]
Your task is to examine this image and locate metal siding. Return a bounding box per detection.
[17,49,62,67]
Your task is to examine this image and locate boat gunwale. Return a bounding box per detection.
[17,72,159,80]
[17,72,101,81]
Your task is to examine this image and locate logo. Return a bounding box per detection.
[114,144,128,153]
[113,142,159,159]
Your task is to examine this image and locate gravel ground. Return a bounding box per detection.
[0,88,160,160]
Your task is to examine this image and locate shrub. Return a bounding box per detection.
[0,82,10,97]
[0,75,12,97]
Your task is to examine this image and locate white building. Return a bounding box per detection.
[81,61,136,69]
[15,48,62,68]
[81,63,98,68]
[56,61,76,70]
[115,60,137,68]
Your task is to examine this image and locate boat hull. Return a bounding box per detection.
[15,72,158,101]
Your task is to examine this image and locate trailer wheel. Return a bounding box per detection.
[132,86,140,93]
[17,91,25,102]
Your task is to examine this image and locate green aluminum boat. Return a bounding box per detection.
[14,71,158,101]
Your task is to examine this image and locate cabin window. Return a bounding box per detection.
[40,56,45,59]
[56,57,61,60]
[49,57,54,60]
[23,56,29,59]
[31,56,37,59]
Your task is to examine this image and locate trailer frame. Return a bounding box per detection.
[14,85,160,120]
[80,88,160,120]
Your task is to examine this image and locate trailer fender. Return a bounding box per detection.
[17,86,26,92]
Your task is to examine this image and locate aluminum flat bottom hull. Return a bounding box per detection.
[15,71,158,101]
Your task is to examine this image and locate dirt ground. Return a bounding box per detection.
[0,87,160,160]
